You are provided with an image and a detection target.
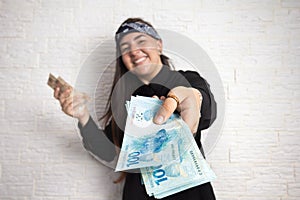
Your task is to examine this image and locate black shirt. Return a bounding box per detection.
[78,66,217,162]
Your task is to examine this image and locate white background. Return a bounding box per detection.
[0,0,299,199]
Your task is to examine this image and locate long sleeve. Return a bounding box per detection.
[78,116,116,162]
[179,71,217,131]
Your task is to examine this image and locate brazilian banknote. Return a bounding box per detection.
[115,96,216,198]
[116,96,182,171]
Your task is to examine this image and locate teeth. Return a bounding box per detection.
[134,57,146,64]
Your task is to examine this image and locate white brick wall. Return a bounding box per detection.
[0,0,299,199]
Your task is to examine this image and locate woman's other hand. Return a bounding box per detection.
[54,86,90,126]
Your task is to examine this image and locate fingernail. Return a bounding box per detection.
[155,115,164,124]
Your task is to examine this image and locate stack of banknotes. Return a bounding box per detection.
[116,96,216,199]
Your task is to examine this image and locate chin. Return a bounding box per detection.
[132,64,152,76]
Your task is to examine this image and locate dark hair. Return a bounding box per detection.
[101,17,172,149]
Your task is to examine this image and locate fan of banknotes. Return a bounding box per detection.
[116,96,216,199]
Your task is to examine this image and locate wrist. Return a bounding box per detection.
[78,111,90,127]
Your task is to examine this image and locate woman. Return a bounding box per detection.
[54,18,217,200]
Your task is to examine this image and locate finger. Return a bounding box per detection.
[152,95,159,99]
[54,87,60,99]
[59,88,73,106]
[61,96,73,110]
[180,108,200,134]
[60,88,72,99]
[153,97,177,124]
[64,102,74,117]
[160,96,166,101]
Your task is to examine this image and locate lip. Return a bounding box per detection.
[133,56,147,65]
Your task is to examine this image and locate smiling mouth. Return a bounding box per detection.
[133,57,147,65]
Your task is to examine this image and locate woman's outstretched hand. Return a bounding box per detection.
[54,86,90,126]
[153,86,202,134]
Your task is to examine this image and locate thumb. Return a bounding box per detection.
[153,97,177,124]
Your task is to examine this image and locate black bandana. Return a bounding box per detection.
[115,22,161,44]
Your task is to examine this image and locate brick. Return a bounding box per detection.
[205,131,235,161]
[273,9,300,37]
[230,143,273,163]
[0,0,36,22]
[72,7,113,38]
[283,53,300,68]
[5,99,43,122]
[20,133,61,164]
[283,114,300,131]
[39,52,81,68]
[40,0,81,9]
[250,38,289,55]
[241,54,282,68]
[228,81,294,105]
[210,38,250,56]
[213,178,246,196]
[212,163,253,181]
[0,183,33,197]
[295,164,300,182]
[20,131,83,164]
[0,38,7,53]
[240,197,280,200]
[0,20,25,38]
[281,197,300,200]
[253,164,295,183]
[196,10,234,25]
[156,10,194,22]
[282,0,300,7]
[60,136,91,162]
[25,7,73,38]
[1,134,29,163]
[36,112,76,132]
[74,162,122,199]
[224,0,280,9]
[31,197,69,200]
[34,164,86,197]
[246,178,287,196]
[279,131,300,146]
[0,100,4,118]
[75,178,118,197]
[47,38,85,55]
[270,143,300,163]
[1,163,41,184]
[288,182,300,196]
[228,9,273,37]
[0,68,33,99]
[162,0,200,10]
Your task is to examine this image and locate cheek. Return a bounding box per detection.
[121,55,132,69]
[121,54,130,64]
[149,51,161,62]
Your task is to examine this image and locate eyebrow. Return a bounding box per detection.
[120,34,146,47]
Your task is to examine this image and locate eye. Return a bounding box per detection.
[121,47,129,53]
[138,40,145,45]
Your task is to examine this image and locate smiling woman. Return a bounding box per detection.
[53,17,217,200]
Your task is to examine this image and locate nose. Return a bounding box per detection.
[129,44,141,57]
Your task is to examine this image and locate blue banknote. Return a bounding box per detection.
[141,119,216,199]
[115,96,216,198]
[116,96,182,171]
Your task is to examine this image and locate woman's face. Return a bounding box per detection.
[119,32,163,83]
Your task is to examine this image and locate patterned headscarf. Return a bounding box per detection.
[115,22,161,44]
